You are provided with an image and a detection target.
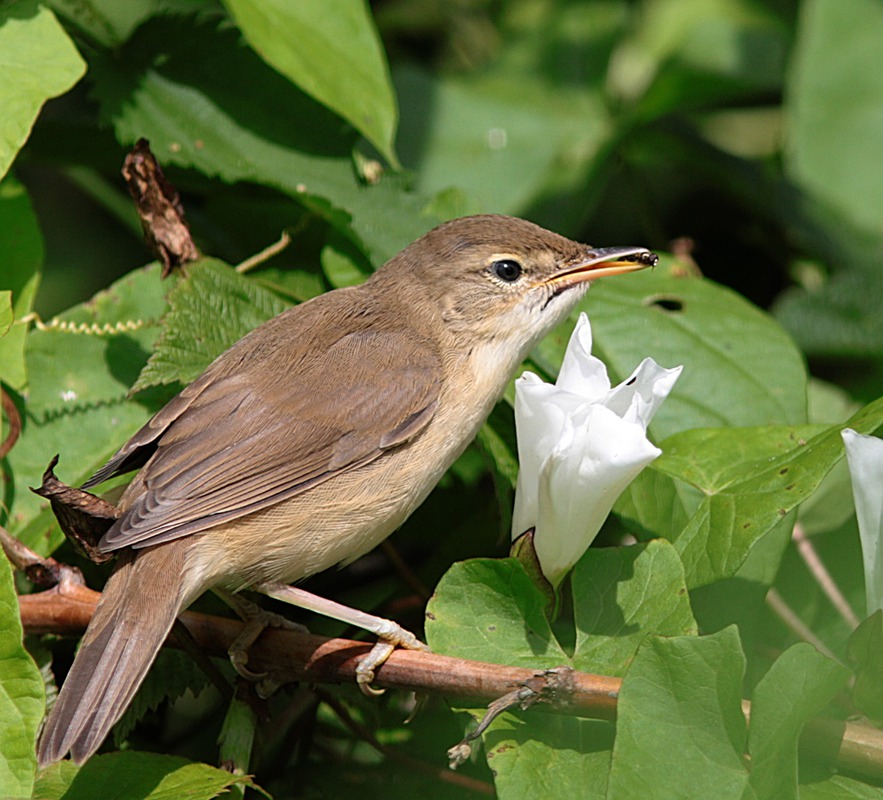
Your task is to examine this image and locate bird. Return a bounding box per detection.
[36,214,655,767]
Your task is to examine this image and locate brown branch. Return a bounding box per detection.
[18,582,619,718]
[17,583,883,783]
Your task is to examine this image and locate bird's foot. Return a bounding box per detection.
[356,620,430,696]
[216,589,307,681]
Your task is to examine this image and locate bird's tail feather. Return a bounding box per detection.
[37,543,188,767]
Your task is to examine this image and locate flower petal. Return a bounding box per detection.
[556,313,611,399]
[842,428,883,615]
[605,359,683,429]
[533,405,662,586]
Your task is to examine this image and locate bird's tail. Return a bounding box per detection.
[37,541,190,767]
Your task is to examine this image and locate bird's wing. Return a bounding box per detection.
[97,319,441,552]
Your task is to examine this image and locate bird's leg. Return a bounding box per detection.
[255,582,430,695]
[215,588,308,680]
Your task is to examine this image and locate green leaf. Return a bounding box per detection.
[3,265,168,551]
[607,627,749,799]
[133,258,291,391]
[0,0,86,180]
[570,540,697,675]
[0,291,11,336]
[0,177,42,389]
[785,0,883,240]
[533,261,809,441]
[395,64,609,216]
[747,644,849,800]
[113,650,212,749]
[426,558,568,668]
[846,611,883,721]
[222,0,399,166]
[483,716,614,800]
[33,751,254,800]
[0,556,44,799]
[624,396,883,588]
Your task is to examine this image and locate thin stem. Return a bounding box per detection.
[792,523,860,629]
[765,587,841,663]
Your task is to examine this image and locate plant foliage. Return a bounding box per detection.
[1,0,881,798]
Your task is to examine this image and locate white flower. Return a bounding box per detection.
[841,429,883,615]
[512,313,682,586]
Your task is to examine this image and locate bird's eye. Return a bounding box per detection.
[492,259,523,282]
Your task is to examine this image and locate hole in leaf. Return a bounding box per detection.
[645,294,685,312]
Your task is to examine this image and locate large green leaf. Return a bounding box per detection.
[222,0,398,166]
[0,177,42,390]
[0,556,44,799]
[0,0,86,180]
[606,630,850,799]
[620,396,883,588]
[395,65,609,216]
[785,0,883,240]
[610,0,789,118]
[607,627,748,799]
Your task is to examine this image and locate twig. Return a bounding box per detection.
[792,523,860,629]
[236,232,292,274]
[765,587,842,663]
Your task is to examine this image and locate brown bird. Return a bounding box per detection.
[36,214,655,766]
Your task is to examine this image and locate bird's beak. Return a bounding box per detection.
[544,247,658,292]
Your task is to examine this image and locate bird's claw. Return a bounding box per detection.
[355,627,430,696]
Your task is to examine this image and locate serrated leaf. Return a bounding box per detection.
[0,177,42,389]
[607,627,749,799]
[133,258,290,391]
[3,265,168,552]
[748,644,849,800]
[0,556,44,799]
[532,261,809,440]
[114,649,213,748]
[0,0,86,180]
[223,0,399,165]
[33,751,255,800]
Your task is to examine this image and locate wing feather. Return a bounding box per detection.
[96,298,442,552]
